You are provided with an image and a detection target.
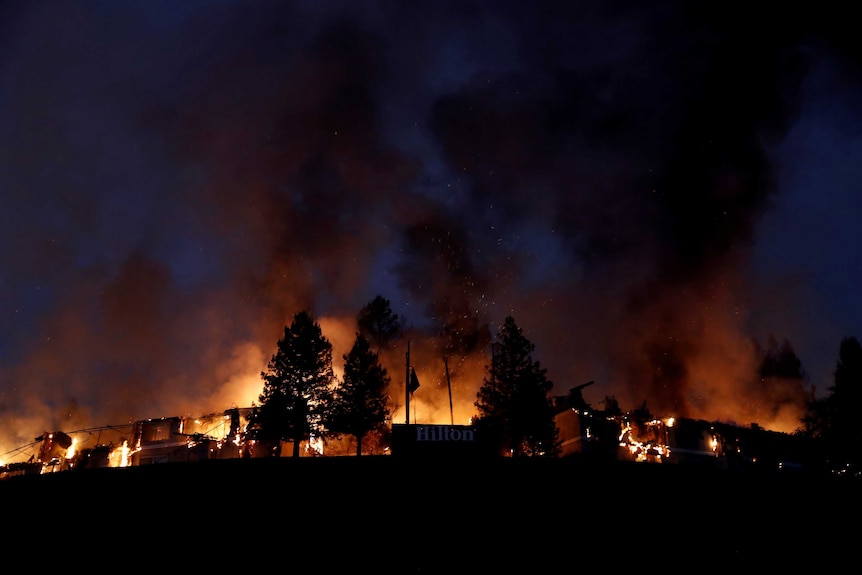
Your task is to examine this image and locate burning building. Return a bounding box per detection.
[0,393,822,481]
[35,431,75,472]
[129,417,214,466]
[0,407,257,477]
[551,382,814,474]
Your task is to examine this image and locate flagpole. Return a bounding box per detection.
[405,341,410,425]
[444,356,453,425]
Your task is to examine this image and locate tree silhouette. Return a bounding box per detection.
[357,295,402,351]
[601,395,622,417]
[754,335,811,431]
[803,336,862,472]
[325,333,391,456]
[251,310,335,458]
[474,316,559,457]
[758,335,806,380]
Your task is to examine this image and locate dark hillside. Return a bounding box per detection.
[2,456,858,571]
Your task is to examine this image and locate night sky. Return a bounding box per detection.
[2,0,861,456]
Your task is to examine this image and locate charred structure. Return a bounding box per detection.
[552,387,816,475]
[0,393,838,479]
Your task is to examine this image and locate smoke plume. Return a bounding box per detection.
[2,1,860,456]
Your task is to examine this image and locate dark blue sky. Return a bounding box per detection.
[2,0,861,453]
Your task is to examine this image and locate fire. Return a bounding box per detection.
[66,438,77,461]
[306,435,324,456]
[112,440,131,468]
[618,419,671,463]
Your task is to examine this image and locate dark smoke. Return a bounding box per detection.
[2,1,859,454]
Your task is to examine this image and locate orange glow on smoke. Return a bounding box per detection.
[0,300,811,466]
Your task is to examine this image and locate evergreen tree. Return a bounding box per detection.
[601,395,622,417]
[357,295,402,351]
[803,336,862,471]
[251,310,335,458]
[326,334,391,456]
[474,316,559,457]
[758,335,806,380]
[755,335,811,431]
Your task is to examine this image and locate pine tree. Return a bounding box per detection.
[804,336,862,471]
[326,334,391,456]
[251,310,335,457]
[758,335,806,380]
[755,335,811,431]
[474,316,559,457]
[357,295,402,351]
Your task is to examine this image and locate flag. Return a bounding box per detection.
[409,367,420,394]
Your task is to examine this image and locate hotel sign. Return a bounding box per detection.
[414,425,475,442]
[391,423,492,458]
